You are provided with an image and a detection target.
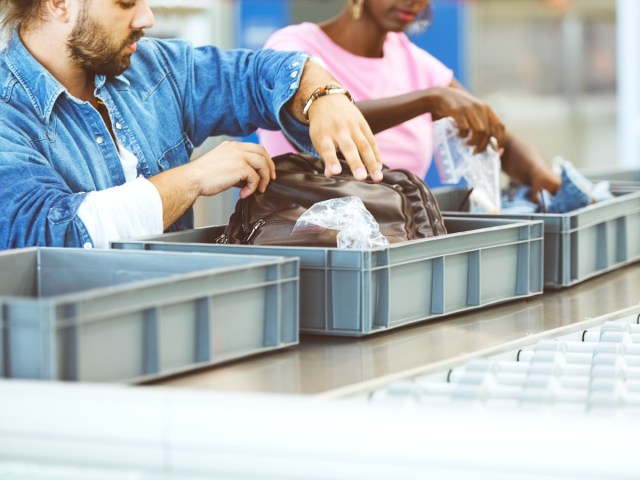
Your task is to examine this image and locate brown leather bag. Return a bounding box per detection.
[215,153,446,247]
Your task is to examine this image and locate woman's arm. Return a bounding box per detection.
[356,79,560,196]
[500,132,561,196]
[356,81,506,153]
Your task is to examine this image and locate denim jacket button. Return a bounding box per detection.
[96,136,104,144]
[115,122,122,130]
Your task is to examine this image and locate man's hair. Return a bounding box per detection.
[0,0,46,37]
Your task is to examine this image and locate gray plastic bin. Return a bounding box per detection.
[112,217,544,337]
[0,248,299,382]
[432,186,640,289]
[584,167,640,194]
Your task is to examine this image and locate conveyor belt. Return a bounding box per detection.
[356,307,640,413]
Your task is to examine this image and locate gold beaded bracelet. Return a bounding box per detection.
[302,85,354,122]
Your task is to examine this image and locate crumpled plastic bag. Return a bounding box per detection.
[292,196,389,249]
[433,117,501,213]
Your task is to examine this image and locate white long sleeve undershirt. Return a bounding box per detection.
[77,146,163,248]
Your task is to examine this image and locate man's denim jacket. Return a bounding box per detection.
[0,32,313,249]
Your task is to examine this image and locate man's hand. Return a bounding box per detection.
[307,93,383,181]
[189,141,276,199]
[150,141,275,229]
[290,59,383,182]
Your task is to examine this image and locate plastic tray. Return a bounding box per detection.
[112,217,544,337]
[585,167,640,194]
[584,166,640,183]
[432,186,640,289]
[0,247,299,382]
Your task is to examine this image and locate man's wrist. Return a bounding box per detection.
[302,85,354,122]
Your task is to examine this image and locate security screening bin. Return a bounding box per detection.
[0,247,299,383]
[112,217,544,337]
[584,166,640,183]
[584,168,640,195]
[432,186,640,289]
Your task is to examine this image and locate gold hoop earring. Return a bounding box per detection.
[350,0,364,20]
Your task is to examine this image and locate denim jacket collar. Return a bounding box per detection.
[3,31,64,123]
[3,31,128,123]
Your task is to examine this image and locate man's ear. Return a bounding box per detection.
[47,0,70,21]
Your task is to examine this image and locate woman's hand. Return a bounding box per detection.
[425,84,506,154]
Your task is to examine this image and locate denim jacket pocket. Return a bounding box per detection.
[156,135,193,172]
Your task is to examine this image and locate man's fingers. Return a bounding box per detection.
[226,141,275,183]
[336,139,368,180]
[331,127,382,181]
[305,91,385,181]
[358,124,383,181]
[238,169,261,199]
[195,141,277,198]
[241,149,275,193]
[315,137,343,177]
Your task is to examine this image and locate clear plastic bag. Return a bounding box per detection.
[433,117,501,213]
[292,196,389,249]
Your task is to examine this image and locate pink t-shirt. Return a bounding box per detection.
[258,22,454,178]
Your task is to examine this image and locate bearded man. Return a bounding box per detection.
[0,0,382,248]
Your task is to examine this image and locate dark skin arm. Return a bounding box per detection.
[500,130,561,196]
[355,80,560,197]
[356,84,506,154]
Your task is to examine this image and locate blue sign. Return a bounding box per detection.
[235,0,292,50]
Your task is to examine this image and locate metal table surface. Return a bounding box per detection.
[151,264,640,396]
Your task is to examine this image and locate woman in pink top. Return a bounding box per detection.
[258,0,560,197]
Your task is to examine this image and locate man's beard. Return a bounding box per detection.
[67,11,144,77]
